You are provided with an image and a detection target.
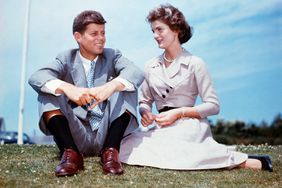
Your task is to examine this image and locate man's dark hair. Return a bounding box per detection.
[73,10,106,34]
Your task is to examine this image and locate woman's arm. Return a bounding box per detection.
[139,74,156,126]
[193,57,220,118]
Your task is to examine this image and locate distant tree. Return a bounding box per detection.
[270,114,282,144]
[211,113,282,145]
[246,123,259,137]
[0,117,5,131]
[234,121,245,133]
[213,119,225,134]
[271,113,282,129]
[259,120,269,127]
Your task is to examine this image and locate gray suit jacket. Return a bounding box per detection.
[29,48,143,95]
[29,48,144,153]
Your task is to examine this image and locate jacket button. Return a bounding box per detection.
[166,89,169,93]
[162,94,166,98]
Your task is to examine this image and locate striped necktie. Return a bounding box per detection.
[86,61,104,131]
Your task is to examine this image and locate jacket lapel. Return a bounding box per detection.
[166,60,180,79]
[93,55,108,87]
[71,51,87,87]
[150,59,172,85]
[150,50,193,88]
[69,51,88,119]
[165,50,192,79]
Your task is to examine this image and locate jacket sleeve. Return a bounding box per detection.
[193,57,220,118]
[138,64,155,114]
[111,49,144,90]
[28,53,67,94]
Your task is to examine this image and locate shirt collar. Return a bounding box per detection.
[161,48,191,66]
[79,52,98,64]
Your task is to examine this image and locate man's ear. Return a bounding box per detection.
[73,32,81,43]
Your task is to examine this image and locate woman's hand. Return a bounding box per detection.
[141,110,156,127]
[155,109,181,127]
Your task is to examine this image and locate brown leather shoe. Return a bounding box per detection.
[55,148,84,177]
[101,147,124,175]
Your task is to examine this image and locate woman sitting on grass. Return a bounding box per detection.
[120,4,273,172]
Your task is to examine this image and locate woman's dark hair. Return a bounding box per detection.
[146,4,192,44]
[73,10,106,34]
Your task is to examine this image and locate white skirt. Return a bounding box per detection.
[120,118,247,170]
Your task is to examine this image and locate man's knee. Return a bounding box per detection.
[43,109,64,124]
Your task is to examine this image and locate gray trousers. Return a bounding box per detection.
[37,91,139,156]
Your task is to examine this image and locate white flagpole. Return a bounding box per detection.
[18,0,31,145]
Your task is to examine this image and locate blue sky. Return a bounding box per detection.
[0,0,281,136]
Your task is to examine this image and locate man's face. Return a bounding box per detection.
[74,23,106,60]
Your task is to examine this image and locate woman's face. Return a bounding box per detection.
[151,20,179,49]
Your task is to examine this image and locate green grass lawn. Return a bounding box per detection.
[0,144,281,188]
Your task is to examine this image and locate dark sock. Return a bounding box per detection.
[103,112,130,151]
[46,115,79,154]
